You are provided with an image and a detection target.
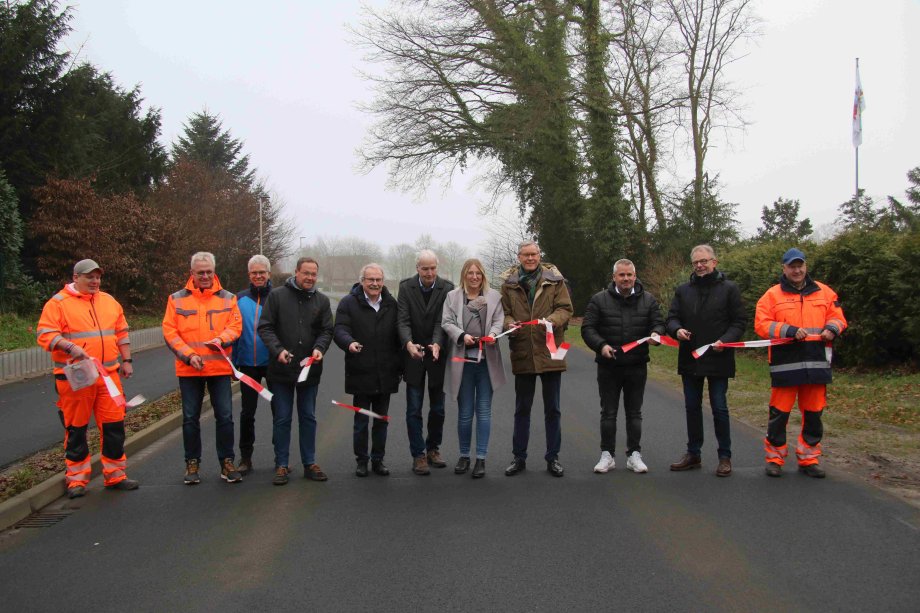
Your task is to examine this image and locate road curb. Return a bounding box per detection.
[0,385,234,533]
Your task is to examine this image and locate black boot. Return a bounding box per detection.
[472,459,485,479]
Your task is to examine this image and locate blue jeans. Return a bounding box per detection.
[405,382,446,458]
[269,381,319,468]
[179,375,234,463]
[512,371,562,461]
[457,360,493,460]
[682,375,732,458]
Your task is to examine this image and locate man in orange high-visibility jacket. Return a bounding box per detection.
[163,251,242,485]
[754,248,847,479]
[36,259,139,499]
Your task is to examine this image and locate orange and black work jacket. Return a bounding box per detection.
[36,284,130,375]
[754,275,847,388]
[162,275,242,377]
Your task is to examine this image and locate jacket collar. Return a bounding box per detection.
[64,283,95,301]
[780,273,819,296]
[607,280,644,300]
[501,263,564,286]
[284,276,314,295]
[247,280,272,299]
[185,274,225,297]
[690,269,724,286]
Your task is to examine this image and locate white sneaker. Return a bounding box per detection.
[626,451,648,473]
[593,451,615,473]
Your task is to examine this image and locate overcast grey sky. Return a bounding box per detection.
[65,0,919,248]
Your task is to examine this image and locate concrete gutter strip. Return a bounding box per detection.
[0,384,236,533]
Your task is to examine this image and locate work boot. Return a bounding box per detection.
[273,466,289,486]
[371,460,390,476]
[716,458,732,477]
[765,462,783,477]
[413,455,430,475]
[798,464,826,479]
[305,464,328,481]
[505,457,526,476]
[669,453,701,471]
[238,456,253,475]
[455,457,471,474]
[105,478,140,491]
[67,485,86,499]
[184,459,201,485]
[221,458,243,483]
[427,449,447,468]
[472,459,486,479]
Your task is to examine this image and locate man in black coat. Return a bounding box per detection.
[666,244,746,477]
[397,249,454,475]
[257,257,334,485]
[582,259,665,475]
[334,263,401,477]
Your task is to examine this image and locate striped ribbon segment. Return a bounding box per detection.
[331,400,390,422]
[451,324,521,364]
[692,335,832,361]
[513,319,570,360]
[205,341,273,401]
[619,332,679,354]
[297,356,316,383]
[90,358,145,408]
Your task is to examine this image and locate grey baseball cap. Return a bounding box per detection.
[73,259,103,275]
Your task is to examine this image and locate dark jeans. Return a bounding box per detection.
[512,371,562,462]
[682,375,732,459]
[598,365,647,455]
[237,364,268,459]
[179,375,234,463]
[353,393,391,462]
[269,381,318,468]
[405,380,446,458]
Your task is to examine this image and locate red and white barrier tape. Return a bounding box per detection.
[619,332,679,354]
[332,400,390,422]
[91,358,145,408]
[692,335,832,362]
[542,320,570,360]
[297,356,316,383]
[206,341,273,401]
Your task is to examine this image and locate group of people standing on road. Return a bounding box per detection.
[37,240,846,499]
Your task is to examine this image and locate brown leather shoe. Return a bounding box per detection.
[238,457,253,475]
[305,463,328,481]
[413,455,430,475]
[716,457,732,477]
[427,449,447,468]
[670,453,702,471]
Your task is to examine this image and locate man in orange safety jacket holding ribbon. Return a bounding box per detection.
[754,248,846,479]
[163,252,242,485]
[37,259,139,499]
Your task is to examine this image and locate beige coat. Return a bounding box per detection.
[441,287,507,397]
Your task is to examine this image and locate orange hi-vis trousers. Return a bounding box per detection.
[764,384,827,467]
[55,373,128,489]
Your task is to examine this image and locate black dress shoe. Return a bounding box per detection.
[455,457,471,474]
[504,457,526,476]
[371,460,390,476]
[472,459,485,479]
[547,458,564,477]
[356,461,369,477]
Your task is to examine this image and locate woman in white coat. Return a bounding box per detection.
[442,258,507,478]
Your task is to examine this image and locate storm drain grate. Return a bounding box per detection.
[14,511,72,529]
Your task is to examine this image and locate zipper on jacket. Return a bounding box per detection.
[89,296,104,364]
[253,294,261,365]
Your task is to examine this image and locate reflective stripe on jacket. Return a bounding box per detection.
[162,275,242,377]
[37,284,129,374]
[754,275,847,387]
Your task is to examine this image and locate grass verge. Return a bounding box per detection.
[567,323,920,506]
[0,391,181,503]
[0,312,162,352]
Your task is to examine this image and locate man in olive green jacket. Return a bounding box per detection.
[500,240,573,477]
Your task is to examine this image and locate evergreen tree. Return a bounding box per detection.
[171,110,256,187]
[755,197,813,242]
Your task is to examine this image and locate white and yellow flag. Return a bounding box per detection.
[852,63,866,147]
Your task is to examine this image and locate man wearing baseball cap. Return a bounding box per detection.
[753,248,847,478]
[36,259,139,498]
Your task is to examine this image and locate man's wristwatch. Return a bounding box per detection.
[123,358,133,363]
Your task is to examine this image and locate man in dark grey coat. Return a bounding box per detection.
[582,259,665,475]
[257,257,334,485]
[397,249,454,475]
[666,244,746,477]
[334,263,401,477]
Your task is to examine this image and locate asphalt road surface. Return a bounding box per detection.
[0,344,178,468]
[1,348,918,612]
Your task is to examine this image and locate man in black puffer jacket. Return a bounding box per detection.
[582,259,665,475]
[666,244,746,477]
[334,263,401,477]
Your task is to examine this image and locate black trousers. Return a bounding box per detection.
[597,365,647,455]
[237,365,268,459]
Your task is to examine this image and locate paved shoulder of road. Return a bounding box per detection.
[1,347,918,611]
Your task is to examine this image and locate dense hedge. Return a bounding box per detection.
[717,231,919,367]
